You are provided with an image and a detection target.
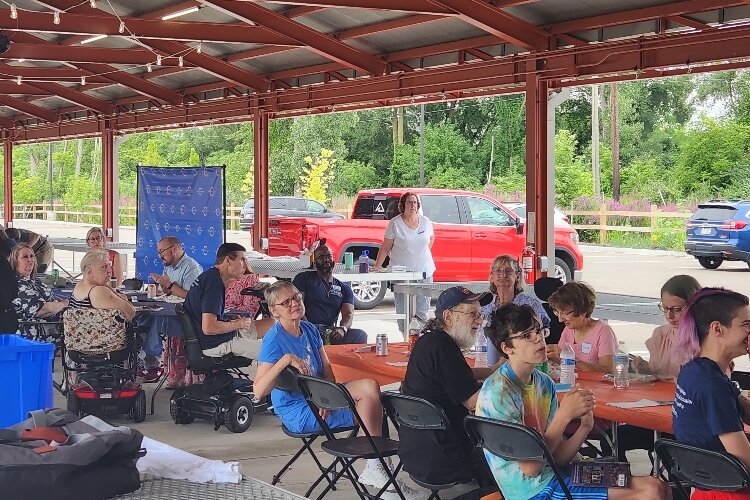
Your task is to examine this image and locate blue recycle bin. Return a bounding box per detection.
[0,334,55,427]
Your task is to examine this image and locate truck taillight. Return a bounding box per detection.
[301,224,319,250]
[720,221,748,230]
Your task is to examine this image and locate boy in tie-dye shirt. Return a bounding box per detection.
[477,303,670,500]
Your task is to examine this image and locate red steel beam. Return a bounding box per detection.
[259,0,455,15]
[0,65,110,84]
[201,0,387,75]
[669,14,716,30]
[3,139,12,227]
[547,0,743,35]
[253,109,269,253]
[2,43,178,65]
[28,81,117,115]
[102,126,114,241]
[0,9,300,46]
[429,0,548,51]
[10,24,750,141]
[0,95,58,123]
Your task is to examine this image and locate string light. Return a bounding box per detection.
[10,4,17,19]
[146,63,152,72]
[53,10,60,25]
[156,54,162,66]
[80,75,86,86]
[16,75,21,85]
[196,42,201,54]
[118,20,125,33]
[90,0,96,8]
[178,56,183,67]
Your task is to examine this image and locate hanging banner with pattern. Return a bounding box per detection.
[135,166,225,280]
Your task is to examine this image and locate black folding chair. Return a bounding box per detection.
[654,438,750,500]
[271,367,358,497]
[296,375,405,500]
[17,319,68,395]
[382,392,479,500]
[465,415,573,500]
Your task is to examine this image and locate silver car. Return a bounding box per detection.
[239,196,344,230]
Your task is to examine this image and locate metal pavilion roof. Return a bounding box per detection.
[1,0,750,143]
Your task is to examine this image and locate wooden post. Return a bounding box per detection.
[650,204,658,233]
[599,203,607,244]
[3,139,12,228]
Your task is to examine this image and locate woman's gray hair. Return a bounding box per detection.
[9,244,36,277]
[488,254,523,295]
[263,280,298,308]
[80,250,109,275]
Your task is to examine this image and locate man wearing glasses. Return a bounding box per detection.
[291,243,368,345]
[150,236,203,299]
[399,286,498,498]
[185,243,257,360]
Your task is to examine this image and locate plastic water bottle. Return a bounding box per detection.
[474,329,488,368]
[408,318,421,352]
[559,343,576,389]
[614,341,630,389]
[358,250,370,273]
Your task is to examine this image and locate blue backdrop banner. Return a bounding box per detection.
[135,166,225,280]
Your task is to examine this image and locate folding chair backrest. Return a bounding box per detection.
[275,366,301,392]
[382,392,450,431]
[464,415,546,461]
[296,375,353,411]
[655,438,750,492]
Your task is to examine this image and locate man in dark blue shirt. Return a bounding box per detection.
[292,243,367,344]
[185,243,257,358]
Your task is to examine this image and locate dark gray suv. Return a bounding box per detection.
[239,196,344,230]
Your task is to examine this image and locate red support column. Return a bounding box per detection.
[253,110,269,253]
[3,139,12,228]
[102,126,115,241]
[525,73,549,278]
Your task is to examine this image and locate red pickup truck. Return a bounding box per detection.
[257,188,584,309]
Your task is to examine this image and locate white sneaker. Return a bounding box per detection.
[359,462,393,490]
[386,481,430,500]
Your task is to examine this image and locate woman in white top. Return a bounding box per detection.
[373,192,435,332]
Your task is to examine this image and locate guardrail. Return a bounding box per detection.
[568,203,691,243]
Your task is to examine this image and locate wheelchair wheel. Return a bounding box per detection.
[67,392,81,417]
[224,395,253,433]
[169,389,195,425]
[130,389,147,423]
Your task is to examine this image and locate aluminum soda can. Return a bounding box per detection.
[147,283,157,299]
[376,334,388,356]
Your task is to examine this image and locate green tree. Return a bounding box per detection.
[554,129,593,207]
[301,148,336,203]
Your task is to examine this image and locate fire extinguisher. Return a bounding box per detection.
[521,245,536,285]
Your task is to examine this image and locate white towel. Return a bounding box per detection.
[80,416,243,484]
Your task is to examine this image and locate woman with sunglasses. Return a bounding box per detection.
[253,281,422,497]
[85,227,123,287]
[631,275,700,380]
[481,255,550,365]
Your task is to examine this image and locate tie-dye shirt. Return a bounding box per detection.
[476,362,557,499]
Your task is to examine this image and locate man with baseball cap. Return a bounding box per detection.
[398,286,499,498]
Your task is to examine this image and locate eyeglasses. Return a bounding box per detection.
[552,309,575,317]
[451,309,483,320]
[491,268,517,277]
[508,327,550,342]
[315,254,334,262]
[276,293,304,309]
[87,236,103,242]
[404,201,419,205]
[658,303,685,315]
[157,245,176,256]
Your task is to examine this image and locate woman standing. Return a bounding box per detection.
[85,227,123,287]
[481,255,550,365]
[372,192,435,332]
[11,244,68,343]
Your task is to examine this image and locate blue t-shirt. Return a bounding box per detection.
[258,321,323,431]
[292,271,353,326]
[184,267,232,350]
[673,357,743,453]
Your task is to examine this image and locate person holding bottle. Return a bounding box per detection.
[372,192,435,332]
[546,281,617,373]
[480,254,550,366]
[631,274,701,380]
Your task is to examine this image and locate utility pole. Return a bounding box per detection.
[419,104,425,187]
[47,143,53,211]
[610,83,620,201]
[591,85,601,199]
[487,135,495,184]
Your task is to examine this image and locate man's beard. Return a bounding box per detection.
[450,323,476,349]
[317,262,334,274]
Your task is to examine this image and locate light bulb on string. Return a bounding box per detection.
[16,75,21,85]
[178,56,183,67]
[80,76,86,86]
[156,54,162,66]
[146,63,152,73]
[10,4,17,19]
[53,10,60,25]
[196,42,202,54]
[90,0,96,8]
[118,21,125,33]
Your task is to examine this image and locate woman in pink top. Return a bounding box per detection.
[546,281,617,373]
[631,274,701,380]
